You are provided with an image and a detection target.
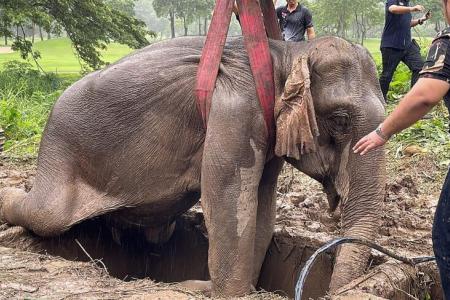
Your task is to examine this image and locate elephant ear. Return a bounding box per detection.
[274,56,319,160]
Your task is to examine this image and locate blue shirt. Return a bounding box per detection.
[381,0,412,50]
[276,5,313,42]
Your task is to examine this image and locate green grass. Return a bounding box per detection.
[0,38,133,73]
[361,38,382,62]
[0,37,430,74]
[360,36,433,64]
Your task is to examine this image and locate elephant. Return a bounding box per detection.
[0,36,385,297]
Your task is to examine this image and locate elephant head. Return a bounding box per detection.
[274,37,385,291]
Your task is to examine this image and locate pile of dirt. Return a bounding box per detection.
[275,153,440,259]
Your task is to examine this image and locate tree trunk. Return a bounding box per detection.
[32,23,35,44]
[170,11,175,38]
[16,25,19,38]
[4,36,6,46]
[39,26,43,41]
[183,16,188,36]
[204,17,208,35]
[47,30,51,40]
[198,17,201,36]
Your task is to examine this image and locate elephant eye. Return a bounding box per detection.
[328,113,351,135]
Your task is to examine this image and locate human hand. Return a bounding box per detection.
[411,5,424,12]
[352,130,387,155]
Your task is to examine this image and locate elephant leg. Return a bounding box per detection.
[252,157,284,285]
[144,221,176,244]
[200,91,267,297]
[0,169,123,237]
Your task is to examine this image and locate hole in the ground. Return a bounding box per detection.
[33,211,332,299]
[30,211,442,300]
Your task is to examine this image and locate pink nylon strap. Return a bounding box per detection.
[236,0,275,139]
[195,0,234,128]
[259,0,282,40]
[195,0,280,144]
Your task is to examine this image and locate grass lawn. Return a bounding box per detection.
[0,36,433,76]
[362,38,382,62]
[0,38,133,74]
[360,36,433,63]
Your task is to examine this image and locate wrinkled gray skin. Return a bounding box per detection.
[0,36,385,296]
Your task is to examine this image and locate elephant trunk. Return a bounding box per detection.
[329,144,386,291]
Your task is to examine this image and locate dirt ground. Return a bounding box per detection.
[0,149,445,299]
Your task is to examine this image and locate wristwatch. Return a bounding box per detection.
[375,124,389,141]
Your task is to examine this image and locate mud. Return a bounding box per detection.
[0,154,444,299]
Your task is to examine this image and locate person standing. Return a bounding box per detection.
[353,1,450,297]
[379,0,431,101]
[276,0,315,41]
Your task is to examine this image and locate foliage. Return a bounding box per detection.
[134,0,169,35]
[0,0,154,70]
[308,0,384,42]
[153,0,214,37]
[0,38,134,73]
[375,36,450,166]
[0,61,77,157]
[388,101,450,165]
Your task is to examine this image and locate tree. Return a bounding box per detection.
[153,0,177,38]
[0,0,154,70]
[134,0,168,38]
[352,0,384,45]
[309,0,384,42]
[153,0,213,38]
[421,0,445,32]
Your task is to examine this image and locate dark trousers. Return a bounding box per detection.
[433,170,450,299]
[379,41,424,101]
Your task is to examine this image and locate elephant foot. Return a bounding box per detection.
[0,224,39,251]
[0,187,26,224]
[144,221,176,244]
[177,280,212,297]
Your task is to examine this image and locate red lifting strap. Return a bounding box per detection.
[195,0,234,128]
[195,0,281,144]
[237,0,276,141]
[259,0,282,40]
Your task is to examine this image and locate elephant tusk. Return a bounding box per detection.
[294,237,435,300]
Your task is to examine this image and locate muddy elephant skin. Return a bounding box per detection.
[0,36,385,297]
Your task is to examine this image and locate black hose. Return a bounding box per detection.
[294,237,435,300]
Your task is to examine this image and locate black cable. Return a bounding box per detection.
[294,237,435,300]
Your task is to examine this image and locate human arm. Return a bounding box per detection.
[411,10,432,27]
[306,27,315,40]
[304,8,314,40]
[353,78,450,155]
[389,4,424,14]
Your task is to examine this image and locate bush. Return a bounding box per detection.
[374,38,450,165]
[0,61,77,158]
